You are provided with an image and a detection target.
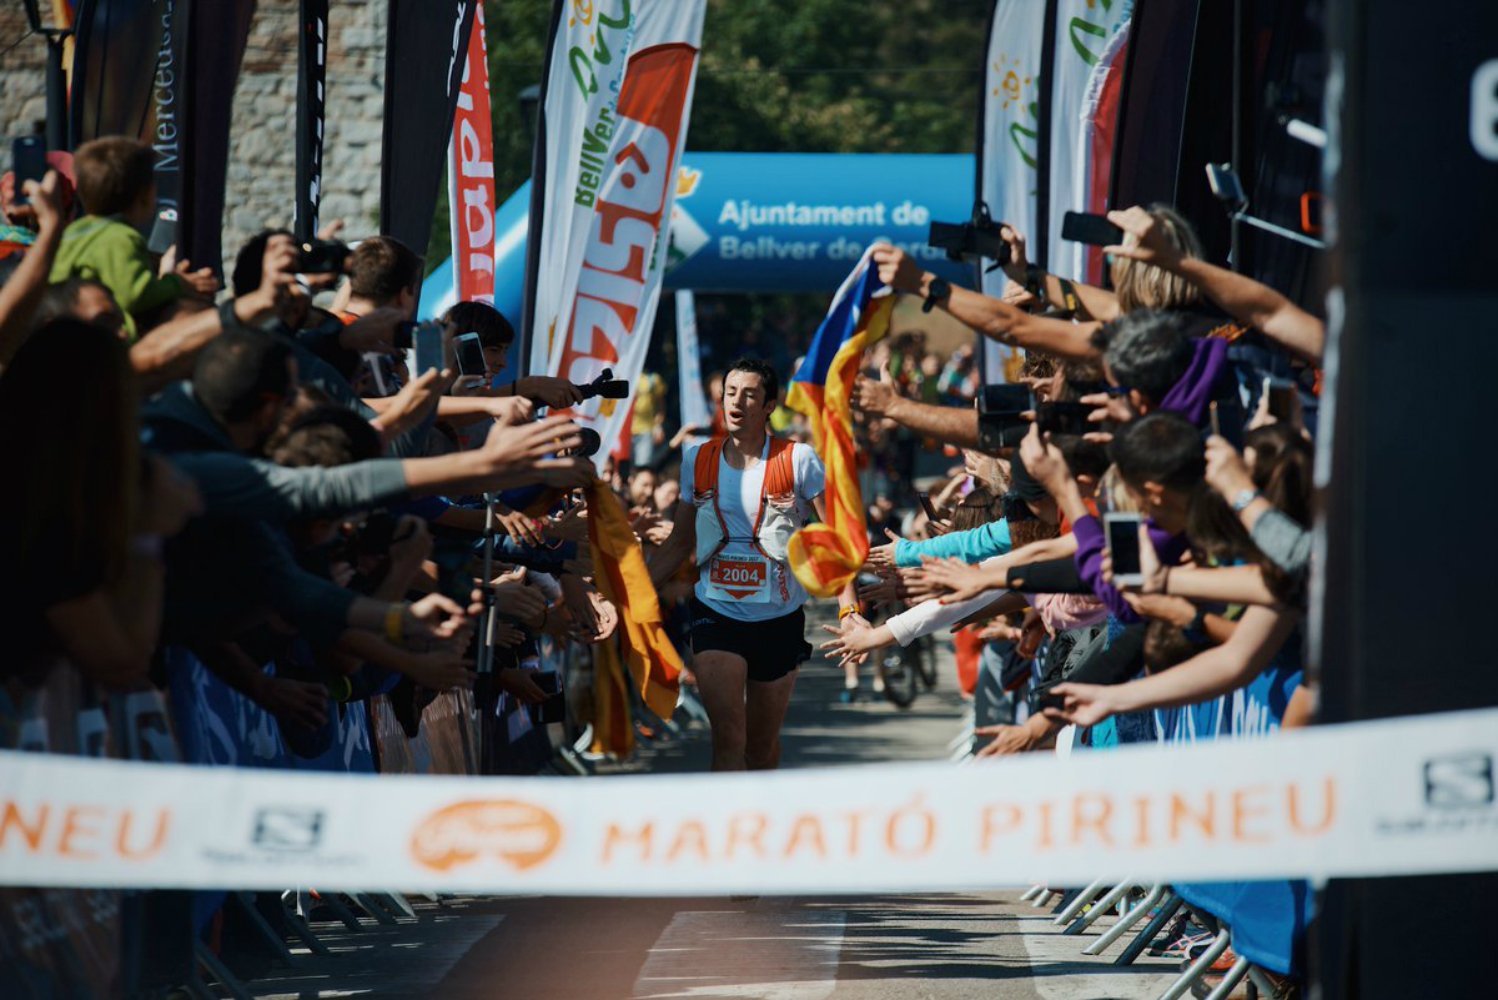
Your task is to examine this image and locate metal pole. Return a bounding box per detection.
[44,32,69,152]
[1228,0,1243,270]
[478,493,497,676]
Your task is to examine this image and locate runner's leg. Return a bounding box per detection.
[693,649,750,771]
[744,669,798,771]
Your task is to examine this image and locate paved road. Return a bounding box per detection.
[247,646,1181,999]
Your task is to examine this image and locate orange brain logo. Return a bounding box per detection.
[410,800,563,872]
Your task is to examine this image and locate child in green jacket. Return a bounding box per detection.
[49,136,217,338]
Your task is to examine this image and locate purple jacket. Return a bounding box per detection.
[1072,515,1191,623]
[1159,337,1231,427]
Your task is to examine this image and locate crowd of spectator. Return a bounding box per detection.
[4,131,1320,994]
[0,135,629,775]
[812,207,1323,992]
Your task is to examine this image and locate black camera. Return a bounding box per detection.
[928,202,1011,267]
[573,427,602,459]
[297,239,351,275]
[575,367,629,401]
[1035,400,1094,436]
[976,383,1033,453]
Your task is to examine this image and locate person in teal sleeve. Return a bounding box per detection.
[891,516,1012,567]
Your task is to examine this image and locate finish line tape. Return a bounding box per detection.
[2,708,1496,895]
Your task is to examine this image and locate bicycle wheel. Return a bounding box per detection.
[915,635,938,689]
[880,648,918,709]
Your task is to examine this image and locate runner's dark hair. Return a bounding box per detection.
[725,356,780,403]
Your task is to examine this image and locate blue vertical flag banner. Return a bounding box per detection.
[674,289,712,431]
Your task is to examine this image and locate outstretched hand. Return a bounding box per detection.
[917,556,998,605]
[1102,206,1184,270]
[852,361,900,417]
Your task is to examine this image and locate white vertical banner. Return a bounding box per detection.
[674,289,712,430]
[1043,0,1133,281]
[978,0,1049,383]
[528,0,706,467]
[1067,21,1131,285]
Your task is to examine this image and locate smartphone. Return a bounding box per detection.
[1205,162,1248,207]
[454,332,486,377]
[917,492,939,521]
[1263,376,1298,422]
[1027,688,1067,715]
[977,382,1032,416]
[1036,400,1093,436]
[413,321,446,376]
[146,206,178,255]
[977,383,1035,454]
[1104,512,1144,587]
[1061,210,1123,247]
[529,671,567,726]
[392,320,416,352]
[11,136,47,205]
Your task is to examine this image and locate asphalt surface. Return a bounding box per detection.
[244,643,1181,999]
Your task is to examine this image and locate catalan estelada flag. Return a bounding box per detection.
[784,250,893,597]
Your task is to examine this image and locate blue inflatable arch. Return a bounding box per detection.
[419,152,976,329]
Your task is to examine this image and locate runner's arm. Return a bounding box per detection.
[649,500,697,589]
[810,495,862,611]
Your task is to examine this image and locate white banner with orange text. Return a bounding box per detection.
[527,0,705,468]
[2,708,1496,894]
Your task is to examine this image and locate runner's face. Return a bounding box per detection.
[723,371,771,434]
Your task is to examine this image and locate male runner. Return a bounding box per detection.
[650,358,861,771]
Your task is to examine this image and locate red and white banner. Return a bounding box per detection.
[1042,0,1132,282]
[1064,19,1130,286]
[448,3,498,305]
[527,0,706,466]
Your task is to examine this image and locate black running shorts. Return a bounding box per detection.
[689,598,812,683]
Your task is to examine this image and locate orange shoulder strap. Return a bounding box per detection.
[693,438,726,496]
[764,437,797,496]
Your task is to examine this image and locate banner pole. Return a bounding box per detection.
[518,0,565,379]
[294,0,329,243]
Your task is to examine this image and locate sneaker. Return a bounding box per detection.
[838,686,859,704]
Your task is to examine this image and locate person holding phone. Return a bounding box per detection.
[1019,417,1200,625]
[0,166,69,364]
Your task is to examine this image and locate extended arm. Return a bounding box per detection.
[649,500,698,588]
[0,174,65,365]
[894,519,1012,566]
[1052,604,1298,720]
[1106,206,1323,364]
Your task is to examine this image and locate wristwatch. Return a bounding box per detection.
[922,277,952,313]
[1231,488,1263,513]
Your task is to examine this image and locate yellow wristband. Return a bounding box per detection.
[839,604,861,621]
[385,604,405,643]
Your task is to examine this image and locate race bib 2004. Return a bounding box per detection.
[706,555,771,603]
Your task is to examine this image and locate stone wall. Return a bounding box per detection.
[225,0,388,265]
[0,9,49,143]
[0,1,388,273]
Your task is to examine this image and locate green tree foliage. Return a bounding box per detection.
[428,0,990,269]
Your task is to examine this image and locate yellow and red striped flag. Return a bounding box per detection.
[586,479,682,754]
[784,251,893,597]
